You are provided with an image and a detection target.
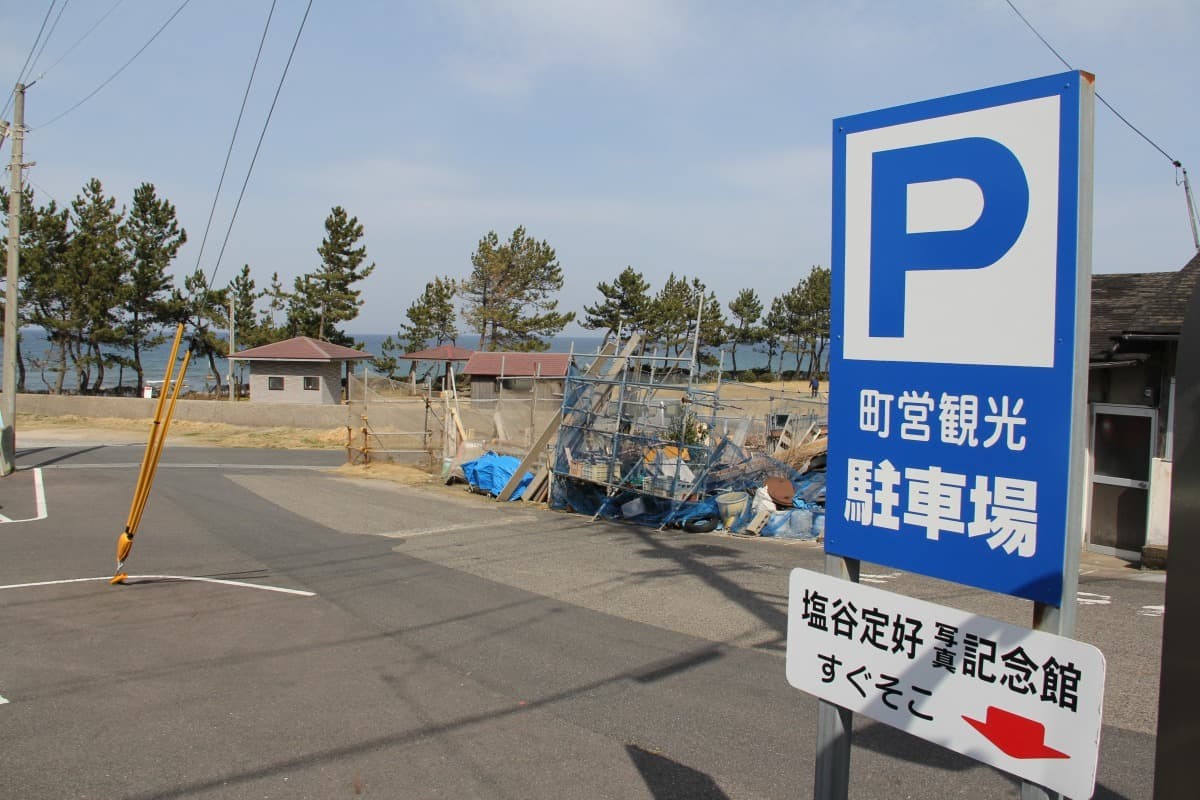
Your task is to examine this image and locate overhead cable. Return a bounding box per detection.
[36,0,193,130]
[1003,0,1198,249]
[1003,0,1177,165]
[33,0,127,84]
[2,0,58,119]
[28,0,72,81]
[198,0,314,303]
[188,0,279,285]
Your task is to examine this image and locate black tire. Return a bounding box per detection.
[682,516,719,533]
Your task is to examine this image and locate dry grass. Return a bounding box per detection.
[334,462,436,486]
[717,380,826,398]
[17,413,347,450]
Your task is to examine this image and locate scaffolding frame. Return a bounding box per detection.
[550,346,825,528]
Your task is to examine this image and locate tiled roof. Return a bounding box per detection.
[1089,272,1174,359]
[401,343,475,361]
[232,336,373,362]
[1123,250,1200,335]
[1089,251,1200,360]
[462,351,572,378]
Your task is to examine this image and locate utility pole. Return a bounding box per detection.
[2,83,25,476]
[227,290,236,402]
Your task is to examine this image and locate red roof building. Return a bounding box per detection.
[462,352,571,378]
[401,343,475,362]
[461,351,573,400]
[232,336,373,363]
[230,336,373,404]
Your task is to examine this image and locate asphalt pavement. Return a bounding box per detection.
[0,440,1163,799]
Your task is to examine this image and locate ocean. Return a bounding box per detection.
[6,328,820,393]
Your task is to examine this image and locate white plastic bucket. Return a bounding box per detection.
[715,491,749,527]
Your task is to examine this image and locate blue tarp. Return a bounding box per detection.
[461,451,534,500]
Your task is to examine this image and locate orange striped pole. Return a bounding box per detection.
[113,324,184,581]
[128,350,191,539]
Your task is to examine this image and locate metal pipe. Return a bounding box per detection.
[129,351,192,536]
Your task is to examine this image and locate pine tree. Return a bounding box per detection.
[760,296,788,379]
[261,270,288,336]
[800,265,831,377]
[581,266,651,345]
[229,264,269,348]
[1,187,58,391]
[66,178,126,393]
[182,268,229,392]
[693,278,726,370]
[460,226,574,351]
[120,182,186,394]
[399,276,457,351]
[288,206,375,344]
[727,288,763,375]
[375,277,458,379]
[646,273,693,358]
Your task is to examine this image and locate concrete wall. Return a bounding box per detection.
[248,361,342,404]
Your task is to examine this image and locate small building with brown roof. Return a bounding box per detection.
[400,343,475,390]
[231,336,373,404]
[461,351,573,400]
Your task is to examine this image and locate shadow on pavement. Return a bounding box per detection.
[17,444,109,467]
[626,526,788,642]
[625,744,730,800]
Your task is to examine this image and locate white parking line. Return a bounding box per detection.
[0,468,48,523]
[33,468,46,519]
[1139,605,1164,617]
[1076,591,1111,606]
[860,572,901,585]
[0,575,314,597]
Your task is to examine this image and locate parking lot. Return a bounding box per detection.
[0,440,1164,799]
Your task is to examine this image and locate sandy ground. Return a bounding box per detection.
[17,412,438,486]
[17,413,347,450]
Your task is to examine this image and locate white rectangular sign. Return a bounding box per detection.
[786,569,1105,798]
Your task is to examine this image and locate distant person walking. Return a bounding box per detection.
[809,375,819,398]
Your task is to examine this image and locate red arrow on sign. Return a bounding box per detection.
[963,706,1069,760]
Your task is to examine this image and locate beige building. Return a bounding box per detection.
[231,336,373,404]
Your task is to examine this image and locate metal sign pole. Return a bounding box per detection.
[1020,69,1095,800]
[813,554,859,800]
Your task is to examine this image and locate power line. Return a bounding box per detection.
[1003,0,1177,165]
[1003,0,1198,249]
[36,0,193,130]
[198,0,314,303]
[2,0,58,120]
[33,0,126,84]
[28,0,72,81]
[28,179,60,207]
[188,0,279,283]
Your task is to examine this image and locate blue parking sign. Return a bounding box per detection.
[825,72,1094,605]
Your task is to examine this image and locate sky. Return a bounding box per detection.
[1,0,1197,336]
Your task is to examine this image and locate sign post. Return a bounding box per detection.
[1152,275,1200,799]
[804,71,1098,800]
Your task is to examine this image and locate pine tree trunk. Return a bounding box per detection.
[92,343,105,393]
[134,338,144,395]
[53,336,67,395]
[207,350,221,391]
